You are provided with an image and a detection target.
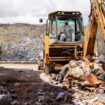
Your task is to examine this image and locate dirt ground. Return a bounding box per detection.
[0,64,65,105]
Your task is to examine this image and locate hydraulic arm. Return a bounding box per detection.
[84,0,105,57]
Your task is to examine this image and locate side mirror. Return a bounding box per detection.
[39,19,43,23]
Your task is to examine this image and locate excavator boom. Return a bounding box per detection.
[84,0,105,57]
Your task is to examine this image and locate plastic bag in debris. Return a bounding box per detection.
[97,73,105,81]
[99,54,105,63]
[56,91,68,101]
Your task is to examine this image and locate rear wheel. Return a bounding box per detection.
[44,62,55,75]
[44,64,50,75]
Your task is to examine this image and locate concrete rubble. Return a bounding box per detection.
[1,36,43,61]
[48,55,105,105]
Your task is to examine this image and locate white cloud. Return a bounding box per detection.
[0,0,91,24]
[0,0,24,17]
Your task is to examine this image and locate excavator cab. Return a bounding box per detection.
[39,11,84,74]
[48,11,84,43]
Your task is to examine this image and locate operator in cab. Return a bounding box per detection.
[59,21,74,42]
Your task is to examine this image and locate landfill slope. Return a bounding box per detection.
[0,23,45,61]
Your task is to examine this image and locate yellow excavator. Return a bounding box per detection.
[39,0,105,74]
[39,11,84,74]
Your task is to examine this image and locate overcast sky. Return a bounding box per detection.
[0,0,91,25]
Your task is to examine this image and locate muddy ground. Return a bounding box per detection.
[0,64,65,105]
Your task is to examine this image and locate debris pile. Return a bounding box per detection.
[50,55,105,105]
[1,36,43,61]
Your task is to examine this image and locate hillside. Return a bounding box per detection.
[0,23,45,61]
[0,23,45,44]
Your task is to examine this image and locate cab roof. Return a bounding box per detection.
[49,10,82,20]
[49,10,81,15]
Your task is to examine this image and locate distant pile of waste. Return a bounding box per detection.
[1,36,43,61]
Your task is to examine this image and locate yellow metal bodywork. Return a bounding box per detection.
[49,10,81,15]
[44,35,49,64]
[84,0,105,57]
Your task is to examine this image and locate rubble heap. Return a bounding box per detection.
[1,36,43,61]
[50,55,105,105]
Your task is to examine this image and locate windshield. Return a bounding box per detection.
[50,19,83,42]
[52,20,74,34]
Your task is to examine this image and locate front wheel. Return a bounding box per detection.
[38,60,44,70]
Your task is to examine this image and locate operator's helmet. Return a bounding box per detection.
[65,21,68,25]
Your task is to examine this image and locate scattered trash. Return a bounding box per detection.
[97,73,105,81]
[48,57,105,105]
[1,36,43,61]
[56,91,68,101]
[84,74,102,84]
[99,54,105,63]
[0,53,105,104]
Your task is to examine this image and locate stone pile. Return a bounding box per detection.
[49,55,105,105]
[1,36,43,61]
